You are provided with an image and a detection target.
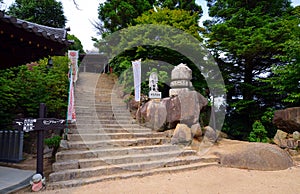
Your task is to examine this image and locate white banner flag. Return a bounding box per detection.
[132,59,141,102]
[67,68,76,123]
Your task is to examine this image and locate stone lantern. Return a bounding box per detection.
[169,63,193,97]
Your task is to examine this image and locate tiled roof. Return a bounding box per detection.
[0,11,72,46]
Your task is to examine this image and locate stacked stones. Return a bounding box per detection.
[139,63,208,145]
[169,63,194,96]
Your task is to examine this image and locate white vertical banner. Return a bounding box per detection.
[67,68,76,123]
[132,59,142,102]
[68,50,79,83]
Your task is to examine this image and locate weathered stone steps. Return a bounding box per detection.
[74,119,136,125]
[67,137,169,149]
[53,149,197,171]
[68,132,165,141]
[48,161,218,190]
[49,72,212,189]
[73,124,147,129]
[56,144,182,161]
[49,155,207,182]
[70,128,151,134]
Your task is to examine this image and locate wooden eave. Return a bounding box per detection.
[0,11,73,69]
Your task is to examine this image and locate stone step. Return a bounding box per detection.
[48,161,218,189]
[73,112,97,116]
[73,123,144,129]
[75,105,127,109]
[56,144,182,161]
[68,132,165,141]
[49,155,206,183]
[76,108,130,114]
[74,115,133,120]
[74,91,119,95]
[76,109,130,114]
[67,137,169,149]
[75,119,137,125]
[75,97,124,102]
[75,88,116,92]
[52,149,197,172]
[70,128,151,134]
[96,116,133,120]
[75,94,119,99]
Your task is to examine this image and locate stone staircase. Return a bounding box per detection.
[47,72,218,189]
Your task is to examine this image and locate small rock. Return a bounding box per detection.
[191,123,202,139]
[273,130,288,148]
[287,138,297,149]
[164,129,174,138]
[171,124,192,145]
[293,131,300,140]
[204,126,217,143]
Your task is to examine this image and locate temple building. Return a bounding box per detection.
[0,11,72,69]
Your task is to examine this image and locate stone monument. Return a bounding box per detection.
[138,63,208,133]
[169,63,193,96]
[148,72,161,99]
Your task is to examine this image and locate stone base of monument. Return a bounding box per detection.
[169,88,191,97]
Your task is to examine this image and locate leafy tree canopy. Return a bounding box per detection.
[67,34,85,54]
[155,0,202,16]
[204,0,295,138]
[96,0,202,36]
[135,8,203,40]
[263,6,300,107]
[8,0,66,28]
[101,7,225,107]
[97,0,152,35]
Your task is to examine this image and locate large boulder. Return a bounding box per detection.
[138,100,167,131]
[218,142,294,171]
[162,90,208,128]
[273,107,300,133]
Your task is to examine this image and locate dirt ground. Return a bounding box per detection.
[17,165,300,194]
[12,139,300,194]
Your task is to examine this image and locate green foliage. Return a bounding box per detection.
[8,0,66,28]
[45,135,62,159]
[204,0,296,138]
[105,8,208,96]
[248,121,268,143]
[44,135,62,148]
[134,8,203,41]
[67,34,85,54]
[96,0,202,36]
[98,0,152,35]
[0,56,69,128]
[156,0,202,16]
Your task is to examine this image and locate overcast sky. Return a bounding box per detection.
[2,0,300,52]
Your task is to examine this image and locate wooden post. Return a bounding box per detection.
[37,103,46,177]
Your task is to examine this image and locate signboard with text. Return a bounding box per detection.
[14,118,65,132]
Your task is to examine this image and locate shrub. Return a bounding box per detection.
[248,121,268,143]
[45,135,62,159]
